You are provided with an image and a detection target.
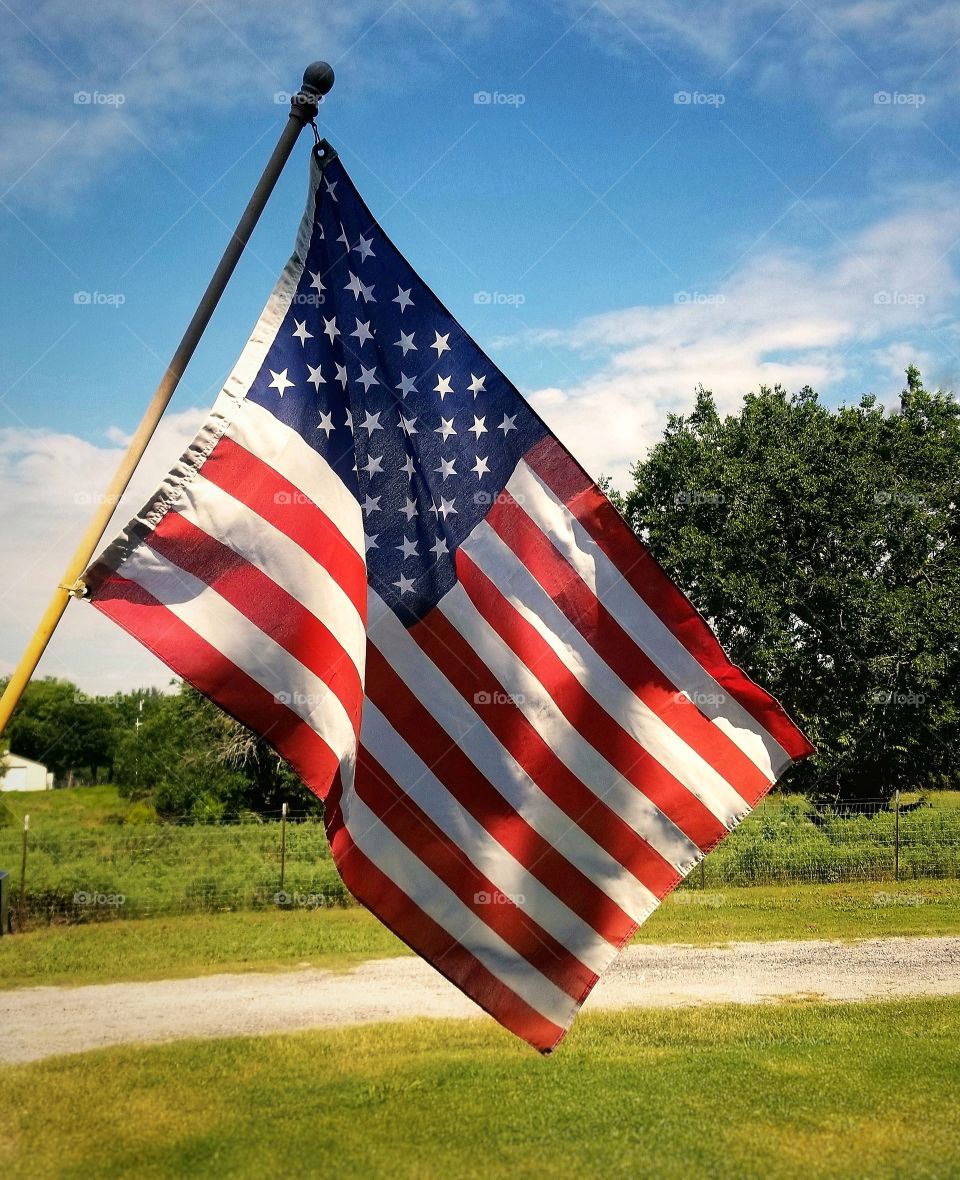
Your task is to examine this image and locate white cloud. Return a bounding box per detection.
[521,187,960,487]
[0,0,501,207]
[564,0,960,125]
[0,406,206,693]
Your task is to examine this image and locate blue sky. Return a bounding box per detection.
[2,0,959,689]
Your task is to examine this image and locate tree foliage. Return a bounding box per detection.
[111,686,314,820]
[623,368,960,802]
[3,677,116,785]
[1,677,317,818]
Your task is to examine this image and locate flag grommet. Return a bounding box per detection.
[312,138,338,171]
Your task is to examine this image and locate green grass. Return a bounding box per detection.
[3,880,959,990]
[2,999,959,1179]
[702,791,960,883]
[2,787,960,926]
[0,908,404,989]
[0,783,133,831]
[0,809,347,922]
[640,877,960,943]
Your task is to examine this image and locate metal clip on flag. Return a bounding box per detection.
[2,65,814,1052]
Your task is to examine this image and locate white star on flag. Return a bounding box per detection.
[357,365,380,392]
[351,319,374,345]
[268,369,294,397]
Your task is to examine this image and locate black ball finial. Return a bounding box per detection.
[301,61,335,100]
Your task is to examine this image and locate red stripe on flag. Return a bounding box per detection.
[523,436,815,762]
[89,568,341,799]
[485,493,772,807]
[456,551,728,852]
[407,608,681,898]
[323,775,568,1053]
[144,511,363,736]
[365,644,635,945]
[354,744,597,1001]
[201,435,368,617]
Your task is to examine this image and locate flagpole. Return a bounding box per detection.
[0,61,335,739]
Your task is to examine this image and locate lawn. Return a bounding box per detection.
[2,879,958,990]
[1,999,958,1179]
[0,783,136,831]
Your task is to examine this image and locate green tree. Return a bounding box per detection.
[623,369,960,803]
[113,685,317,819]
[2,677,118,785]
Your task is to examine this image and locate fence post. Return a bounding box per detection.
[17,814,29,932]
[280,802,288,893]
[894,789,900,883]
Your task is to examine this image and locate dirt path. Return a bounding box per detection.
[3,936,959,1064]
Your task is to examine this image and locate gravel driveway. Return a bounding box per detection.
[3,935,958,1064]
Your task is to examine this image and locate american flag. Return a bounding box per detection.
[85,149,813,1052]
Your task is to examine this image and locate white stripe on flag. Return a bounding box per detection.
[463,521,751,828]
[361,701,619,972]
[437,584,702,873]
[177,474,366,679]
[227,399,366,558]
[120,546,357,762]
[366,592,660,921]
[504,460,789,779]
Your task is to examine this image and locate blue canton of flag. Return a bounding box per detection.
[246,153,548,625]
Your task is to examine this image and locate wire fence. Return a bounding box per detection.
[679,797,960,889]
[2,795,959,928]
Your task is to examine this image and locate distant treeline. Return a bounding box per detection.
[1,678,317,820]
